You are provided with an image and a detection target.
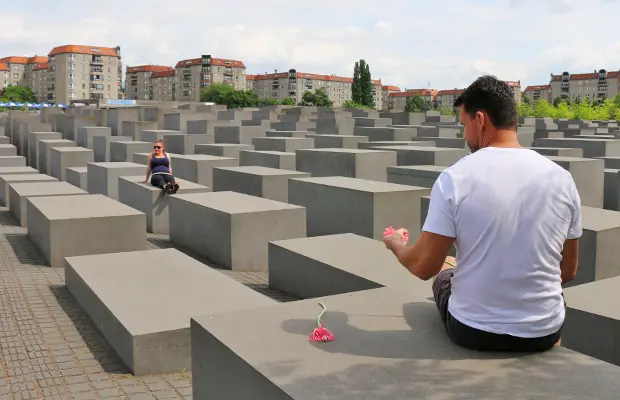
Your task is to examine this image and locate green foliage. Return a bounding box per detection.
[281,97,296,106]
[518,97,620,121]
[301,89,333,107]
[0,85,38,103]
[436,106,454,116]
[200,83,291,107]
[352,62,362,104]
[352,59,374,108]
[404,95,431,112]
[342,100,374,109]
[522,95,531,105]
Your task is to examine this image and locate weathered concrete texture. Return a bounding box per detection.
[269,234,431,299]
[28,131,62,169]
[195,143,254,158]
[289,176,429,241]
[140,129,184,144]
[530,147,584,157]
[0,144,17,157]
[296,149,397,182]
[239,150,296,171]
[65,248,276,375]
[169,154,238,187]
[215,125,265,144]
[547,156,604,208]
[92,135,132,162]
[535,137,620,158]
[569,206,620,287]
[168,191,306,271]
[164,134,213,154]
[0,156,26,168]
[76,126,111,149]
[252,136,314,153]
[358,140,435,149]
[192,287,620,400]
[50,147,94,181]
[306,134,368,149]
[8,181,88,227]
[27,194,146,267]
[376,145,468,167]
[387,165,446,188]
[86,162,145,200]
[213,166,310,202]
[0,173,58,207]
[38,139,75,174]
[604,169,620,210]
[118,175,211,234]
[563,277,620,367]
[65,166,88,190]
[109,141,152,162]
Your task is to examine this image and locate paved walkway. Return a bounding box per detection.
[0,208,296,399]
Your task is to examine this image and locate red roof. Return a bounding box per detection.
[49,45,119,57]
[33,62,49,71]
[524,84,550,91]
[390,89,438,98]
[382,85,400,91]
[0,63,8,71]
[150,70,176,79]
[175,57,246,69]
[249,72,381,85]
[127,65,174,74]
[0,56,47,65]
[438,89,464,96]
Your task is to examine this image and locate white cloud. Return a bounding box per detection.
[1,0,620,90]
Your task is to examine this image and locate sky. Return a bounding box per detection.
[1,0,619,91]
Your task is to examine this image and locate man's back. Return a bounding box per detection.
[423,147,581,338]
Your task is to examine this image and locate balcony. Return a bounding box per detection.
[223,69,233,75]
[598,86,607,92]
[183,68,192,75]
[91,57,103,65]
[91,66,103,73]
[201,67,211,73]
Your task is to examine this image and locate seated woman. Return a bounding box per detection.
[144,139,179,194]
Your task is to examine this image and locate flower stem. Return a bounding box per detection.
[316,302,327,327]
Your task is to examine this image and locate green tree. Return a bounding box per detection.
[359,60,374,107]
[555,102,573,119]
[533,100,556,118]
[199,83,234,104]
[436,106,453,116]
[301,89,333,107]
[517,102,534,117]
[351,62,362,104]
[522,95,531,105]
[281,98,296,106]
[259,98,281,106]
[0,85,37,103]
[404,95,430,112]
[552,96,563,107]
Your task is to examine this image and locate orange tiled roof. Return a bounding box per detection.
[27,56,47,64]
[150,70,176,79]
[127,65,174,74]
[438,89,464,96]
[49,45,119,57]
[608,71,620,78]
[175,57,246,69]
[570,73,597,81]
[0,63,8,71]
[250,72,381,85]
[524,84,550,91]
[33,62,49,71]
[390,89,438,98]
[0,56,27,64]
[382,85,400,91]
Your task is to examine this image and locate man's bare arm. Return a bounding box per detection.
[560,238,579,284]
[388,232,455,280]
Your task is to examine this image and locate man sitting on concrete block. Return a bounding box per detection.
[144,139,179,194]
[384,76,581,353]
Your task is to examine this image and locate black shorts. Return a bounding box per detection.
[432,268,563,352]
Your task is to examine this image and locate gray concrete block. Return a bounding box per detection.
[597,156,620,169]
[296,149,397,182]
[50,147,94,181]
[76,126,111,149]
[529,147,584,157]
[0,136,9,145]
[9,181,87,227]
[269,234,431,299]
[118,176,211,234]
[109,141,152,162]
[195,143,253,158]
[66,248,275,375]
[140,129,184,144]
[0,144,17,157]
[168,191,306,271]
[213,166,310,202]
[92,135,133,162]
[547,156,604,208]
[306,134,368,149]
[535,138,620,158]
[187,119,239,135]
[0,167,38,176]
[191,286,620,399]
[86,162,145,200]
[563,277,620,367]
[38,139,75,174]
[164,134,213,155]
[376,145,468,166]
[239,150,296,170]
[353,126,420,141]
[604,169,620,210]
[168,154,238,187]
[0,173,58,207]
[27,194,146,267]
[0,156,26,168]
[252,137,314,153]
[121,120,158,140]
[28,132,62,169]
[214,126,265,144]
[387,165,446,188]
[265,130,309,138]
[289,176,430,241]
[65,167,87,190]
[569,206,620,287]
[358,141,434,149]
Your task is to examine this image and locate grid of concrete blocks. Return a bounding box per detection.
[1,104,620,399]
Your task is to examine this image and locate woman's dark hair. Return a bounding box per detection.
[454,75,518,130]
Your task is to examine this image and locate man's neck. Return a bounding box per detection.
[488,129,522,149]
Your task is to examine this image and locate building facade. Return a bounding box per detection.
[126,65,174,101]
[523,84,551,105]
[174,55,246,102]
[436,89,464,108]
[149,69,176,102]
[247,69,383,108]
[47,45,121,103]
[381,85,400,110]
[0,56,48,89]
[31,62,50,101]
[387,89,439,111]
[0,63,8,89]
[550,70,619,103]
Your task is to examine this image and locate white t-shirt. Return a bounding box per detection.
[422,147,582,338]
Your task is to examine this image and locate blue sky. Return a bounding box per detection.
[1,0,619,90]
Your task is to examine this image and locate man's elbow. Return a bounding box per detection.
[561,268,577,284]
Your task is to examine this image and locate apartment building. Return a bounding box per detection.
[436,89,464,108]
[0,56,48,88]
[523,84,551,106]
[550,69,619,103]
[175,55,246,102]
[247,69,383,108]
[381,85,400,109]
[31,62,50,101]
[0,63,8,89]
[387,89,439,111]
[149,69,176,102]
[126,65,174,100]
[47,44,121,103]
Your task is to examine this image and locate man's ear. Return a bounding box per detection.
[475,110,486,131]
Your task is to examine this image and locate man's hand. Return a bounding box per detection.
[383,228,408,250]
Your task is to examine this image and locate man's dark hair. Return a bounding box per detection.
[453,75,517,130]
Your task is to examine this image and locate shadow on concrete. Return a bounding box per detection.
[3,232,48,266]
[0,209,20,226]
[49,283,131,375]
